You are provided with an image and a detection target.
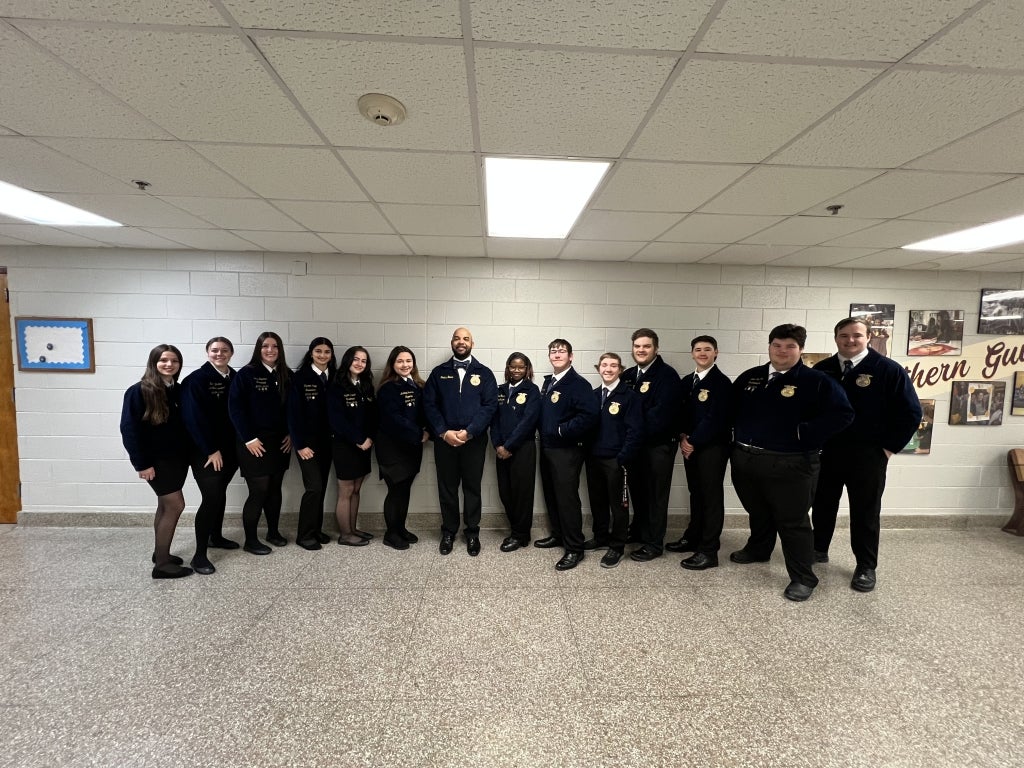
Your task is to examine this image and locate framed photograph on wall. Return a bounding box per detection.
[978,288,1024,335]
[1012,372,1024,416]
[15,317,95,373]
[849,303,895,358]
[800,352,832,367]
[949,380,1005,425]
[901,399,935,454]
[907,309,963,356]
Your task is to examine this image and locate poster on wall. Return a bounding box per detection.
[949,380,1005,425]
[907,309,964,356]
[978,288,1024,335]
[849,303,895,358]
[901,399,935,454]
[1012,372,1024,416]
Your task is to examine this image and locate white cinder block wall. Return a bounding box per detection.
[4,246,1022,528]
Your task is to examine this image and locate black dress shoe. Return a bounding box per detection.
[400,529,419,543]
[383,534,410,550]
[266,533,288,547]
[784,582,814,602]
[629,545,662,562]
[681,552,719,570]
[152,564,193,579]
[152,553,184,565]
[466,537,481,556]
[814,550,829,563]
[555,551,583,571]
[208,536,240,550]
[355,529,374,541]
[297,538,322,551]
[851,567,876,592]
[533,536,562,549]
[600,549,623,569]
[500,536,528,552]
[582,537,609,550]
[439,534,454,555]
[338,535,369,547]
[729,549,770,564]
[190,555,216,575]
[665,537,696,553]
[315,532,332,544]
[244,541,272,555]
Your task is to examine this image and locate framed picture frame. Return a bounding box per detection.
[902,399,935,454]
[978,288,1024,335]
[1012,372,1024,416]
[15,317,95,373]
[849,303,895,358]
[949,380,1005,426]
[907,309,963,356]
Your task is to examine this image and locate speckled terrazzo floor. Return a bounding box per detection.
[0,523,1022,768]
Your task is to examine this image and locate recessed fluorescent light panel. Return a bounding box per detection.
[485,157,610,238]
[903,214,1024,253]
[0,180,122,227]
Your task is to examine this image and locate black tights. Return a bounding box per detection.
[153,490,186,566]
[242,472,284,544]
[193,471,234,557]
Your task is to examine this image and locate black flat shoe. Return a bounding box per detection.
[729,549,770,564]
[400,529,419,543]
[152,564,193,579]
[533,536,562,549]
[784,582,814,602]
[208,536,240,550]
[152,553,184,565]
[500,536,528,552]
[681,552,719,570]
[338,535,369,547]
[629,545,662,562]
[315,532,332,544]
[266,533,288,547]
[665,537,696,553]
[354,529,374,541]
[243,541,272,555]
[297,538,322,551]
[851,567,876,592]
[383,534,410,550]
[190,556,216,575]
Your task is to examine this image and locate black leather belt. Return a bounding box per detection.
[734,441,820,457]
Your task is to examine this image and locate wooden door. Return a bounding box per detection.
[0,271,21,523]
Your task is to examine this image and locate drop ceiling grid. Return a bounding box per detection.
[380,204,482,237]
[317,233,412,256]
[404,235,486,258]
[143,228,261,250]
[592,161,752,213]
[220,0,463,37]
[572,210,685,241]
[228,230,337,254]
[700,166,882,216]
[272,201,395,235]
[908,0,1024,70]
[741,216,881,246]
[0,137,129,194]
[906,112,1024,173]
[823,219,962,249]
[562,240,645,260]
[0,0,226,25]
[256,36,474,151]
[700,243,804,264]
[339,151,480,206]
[160,197,306,231]
[50,193,213,229]
[627,59,882,163]
[765,246,883,268]
[632,242,722,263]
[905,177,1024,225]
[59,226,188,249]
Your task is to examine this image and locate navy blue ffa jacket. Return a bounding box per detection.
[814,349,922,454]
[587,382,643,465]
[120,381,187,471]
[377,378,426,449]
[423,358,498,440]
[490,380,541,452]
[328,379,378,446]
[679,364,733,450]
[180,361,235,456]
[228,364,288,442]
[287,366,331,451]
[732,361,854,453]
[622,355,682,445]
[538,367,600,449]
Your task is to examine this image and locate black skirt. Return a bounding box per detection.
[146,455,189,496]
[236,433,292,478]
[333,439,372,481]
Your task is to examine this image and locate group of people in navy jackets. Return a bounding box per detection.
[122,319,920,603]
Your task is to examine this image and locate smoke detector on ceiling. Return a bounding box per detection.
[357,93,406,127]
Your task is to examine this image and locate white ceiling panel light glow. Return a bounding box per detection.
[485,157,610,238]
[903,214,1024,253]
[0,180,122,227]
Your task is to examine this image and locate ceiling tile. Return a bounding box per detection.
[907,113,1024,174]
[475,47,676,156]
[910,1,1024,69]
[380,204,482,237]
[221,0,463,36]
[766,246,882,267]
[0,232,31,245]
[835,248,951,269]
[773,70,1024,167]
[317,233,412,255]
[699,0,977,60]
[192,145,366,201]
[824,219,960,248]
[908,178,1024,225]
[0,1,226,24]
[970,257,1024,271]
[0,137,127,194]
[0,224,107,247]
[340,151,479,205]
[145,228,260,250]
[0,25,168,140]
[809,170,1011,219]
[22,26,320,143]
[593,161,751,212]
[229,230,336,253]
[258,37,473,151]
[742,216,879,246]
[405,236,486,258]
[59,227,188,248]
[561,240,644,260]
[700,244,803,264]
[660,213,783,242]
[702,166,880,215]
[631,242,722,263]
[51,194,212,228]
[572,210,682,240]
[274,201,394,234]
[629,60,879,163]
[39,138,254,197]
[472,0,714,49]
[486,238,563,259]
[162,197,304,231]
[919,252,1024,270]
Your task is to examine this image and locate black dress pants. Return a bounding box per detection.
[585,456,628,551]
[433,437,487,536]
[496,441,536,542]
[296,442,333,542]
[680,442,730,555]
[627,442,676,552]
[540,445,585,553]
[382,476,415,535]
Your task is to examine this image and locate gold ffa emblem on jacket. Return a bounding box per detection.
[856,374,872,388]
[608,402,620,415]
[550,391,560,403]
[515,392,527,405]
[639,381,650,393]
[470,374,481,386]
[697,389,709,402]
[780,385,796,398]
